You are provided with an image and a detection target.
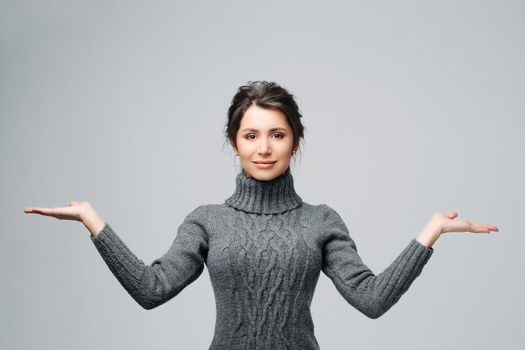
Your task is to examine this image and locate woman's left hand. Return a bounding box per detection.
[416,211,499,248]
[436,211,499,234]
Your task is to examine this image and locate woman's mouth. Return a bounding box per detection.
[253,161,277,169]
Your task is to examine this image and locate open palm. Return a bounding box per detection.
[436,211,499,234]
[24,201,89,222]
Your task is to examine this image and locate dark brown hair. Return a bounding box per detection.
[224,80,305,157]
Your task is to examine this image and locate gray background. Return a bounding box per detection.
[1,0,523,349]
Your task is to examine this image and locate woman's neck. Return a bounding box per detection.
[225,167,303,214]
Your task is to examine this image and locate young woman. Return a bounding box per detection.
[24,81,499,349]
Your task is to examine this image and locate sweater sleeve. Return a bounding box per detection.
[320,205,434,319]
[90,205,209,310]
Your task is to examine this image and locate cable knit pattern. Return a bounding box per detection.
[91,168,434,349]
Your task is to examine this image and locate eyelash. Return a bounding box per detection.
[245,133,284,140]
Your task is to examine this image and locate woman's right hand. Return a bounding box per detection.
[24,201,106,237]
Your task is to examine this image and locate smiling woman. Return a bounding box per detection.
[225,81,305,181]
[233,105,295,178]
[24,80,499,350]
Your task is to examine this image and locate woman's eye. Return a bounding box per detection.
[245,133,284,140]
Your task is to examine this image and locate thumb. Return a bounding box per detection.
[447,211,458,220]
[69,200,80,206]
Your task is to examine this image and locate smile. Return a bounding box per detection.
[253,161,277,168]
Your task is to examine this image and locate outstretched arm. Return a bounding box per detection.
[321,206,499,319]
[24,201,210,310]
[90,205,209,310]
[321,205,434,319]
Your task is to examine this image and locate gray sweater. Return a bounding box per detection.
[91,167,434,349]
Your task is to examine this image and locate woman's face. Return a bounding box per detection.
[234,104,296,181]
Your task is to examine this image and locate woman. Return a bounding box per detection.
[24,80,499,349]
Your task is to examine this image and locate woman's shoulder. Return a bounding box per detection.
[300,202,340,219]
[187,203,231,221]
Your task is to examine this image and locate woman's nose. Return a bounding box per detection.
[258,140,271,154]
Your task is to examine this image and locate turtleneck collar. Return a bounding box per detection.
[224,167,303,214]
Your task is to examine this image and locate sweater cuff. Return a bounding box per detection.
[409,238,434,265]
[91,222,110,240]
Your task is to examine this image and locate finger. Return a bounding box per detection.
[471,223,492,234]
[27,207,56,216]
[459,219,476,232]
[24,207,44,214]
[485,224,499,232]
[69,201,79,206]
[470,222,500,233]
[482,223,499,232]
[25,206,53,213]
[33,207,51,215]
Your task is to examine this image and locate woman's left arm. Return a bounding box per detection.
[416,211,499,248]
[320,206,499,319]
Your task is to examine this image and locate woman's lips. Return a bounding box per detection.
[253,161,277,168]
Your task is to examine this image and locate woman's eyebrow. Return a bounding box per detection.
[241,127,288,132]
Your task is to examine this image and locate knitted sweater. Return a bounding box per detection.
[91,167,434,349]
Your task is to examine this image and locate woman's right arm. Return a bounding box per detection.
[89,205,209,310]
[25,201,210,310]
